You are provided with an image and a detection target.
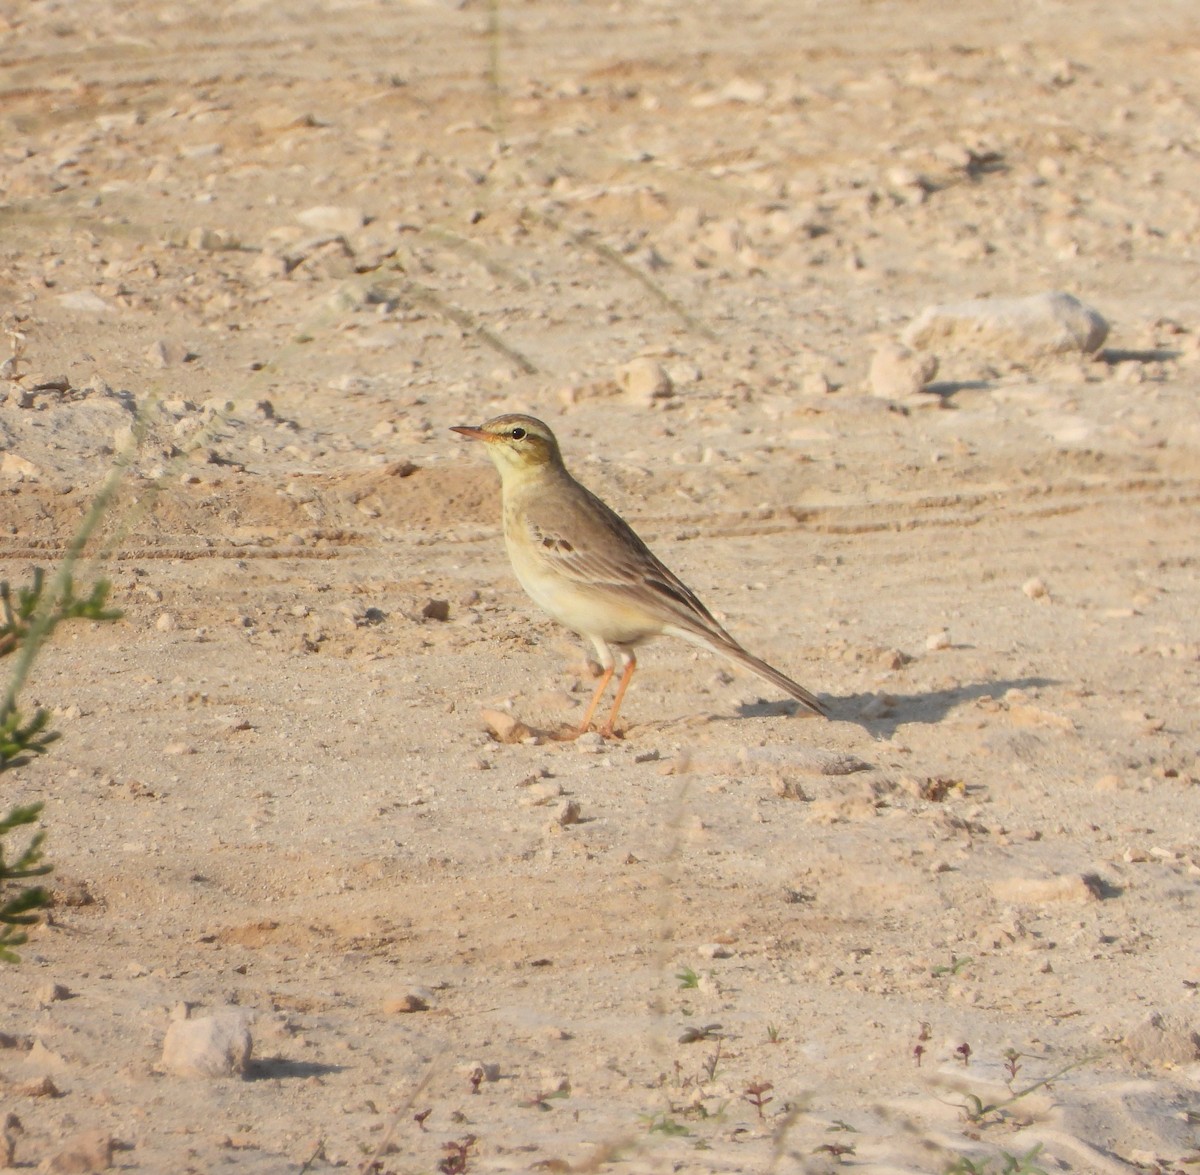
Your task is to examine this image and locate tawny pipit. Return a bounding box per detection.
[453,413,828,736]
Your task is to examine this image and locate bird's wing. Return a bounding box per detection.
[519,482,731,639]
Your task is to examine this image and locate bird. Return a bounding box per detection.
[452,413,828,737]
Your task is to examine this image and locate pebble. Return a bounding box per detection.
[991,874,1103,904]
[160,1010,253,1078]
[520,780,564,806]
[36,982,71,1006]
[480,708,533,744]
[383,986,434,1014]
[15,1075,59,1097]
[868,341,938,399]
[615,357,674,406]
[55,291,115,314]
[926,628,951,651]
[185,226,237,251]
[902,290,1108,360]
[421,598,450,622]
[556,799,583,826]
[296,205,366,235]
[1022,576,1049,600]
[858,694,895,720]
[155,613,178,632]
[1121,1012,1200,1067]
[1,453,41,480]
[40,1130,114,1173]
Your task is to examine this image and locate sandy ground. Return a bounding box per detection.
[2,1,1200,1172]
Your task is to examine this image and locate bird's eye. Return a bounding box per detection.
[510,427,527,441]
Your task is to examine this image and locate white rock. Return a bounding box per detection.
[868,341,938,399]
[296,205,366,235]
[926,628,951,651]
[161,1011,252,1078]
[1,453,41,480]
[185,227,237,251]
[56,291,115,314]
[902,291,1108,360]
[615,357,674,405]
[1022,576,1049,600]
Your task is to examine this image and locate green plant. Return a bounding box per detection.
[949,1056,1099,1127]
[0,803,51,963]
[932,955,974,978]
[640,1113,689,1137]
[1,565,122,962]
[676,966,700,989]
[943,1143,1048,1174]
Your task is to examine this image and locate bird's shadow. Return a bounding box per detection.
[735,676,1057,739]
[247,1057,346,1081]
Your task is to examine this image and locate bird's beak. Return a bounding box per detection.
[451,425,487,442]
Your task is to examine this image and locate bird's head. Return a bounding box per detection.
[451,414,563,480]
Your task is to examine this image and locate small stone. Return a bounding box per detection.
[520,780,564,806]
[1122,1012,1200,1067]
[461,1060,501,1083]
[1022,577,1049,599]
[869,341,938,399]
[480,709,533,744]
[252,104,315,132]
[926,629,951,651]
[1,453,41,480]
[991,874,1104,904]
[699,943,732,959]
[556,800,583,826]
[25,1040,67,1072]
[801,371,834,395]
[1007,704,1075,731]
[56,291,115,314]
[155,613,178,632]
[15,1075,59,1098]
[161,1011,252,1078]
[296,205,366,235]
[858,694,894,720]
[615,357,674,405]
[421,598,450,622]
[40,1129,114,1173]
[902,290,1108,360]
[716,77,769,104]
[383,987,433,1014]
[36,982,71,1007]
[146,339,195,368]
[185,227,236,251]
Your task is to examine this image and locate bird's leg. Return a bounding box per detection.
[574,665,615,736]
[599,653,637,738]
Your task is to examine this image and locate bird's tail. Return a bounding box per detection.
[670,624,828,717]
[722,643,828,717]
